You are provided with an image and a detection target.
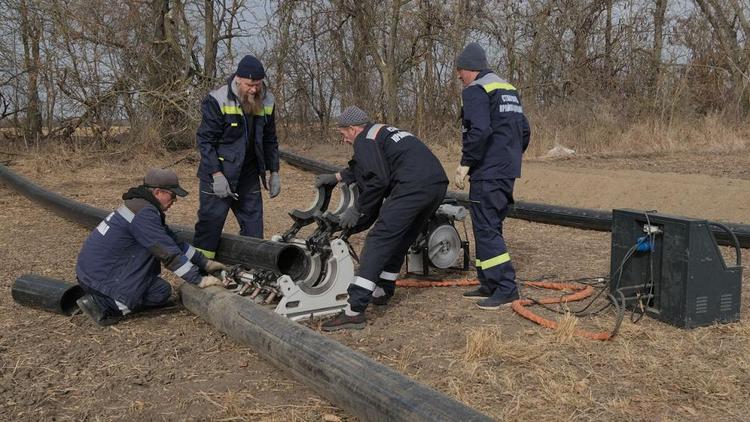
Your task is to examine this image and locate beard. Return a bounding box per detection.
[241,87,263,115]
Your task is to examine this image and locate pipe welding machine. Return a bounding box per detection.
[217,184,471,321]
[610,209,743,328]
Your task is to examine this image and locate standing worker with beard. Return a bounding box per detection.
[194,55,281,258]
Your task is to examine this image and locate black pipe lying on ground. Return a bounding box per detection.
[0,163,492,421]
[279,148,750,248]
[0,164,308,279]
[181,284,492,421]
[12,274,85,315]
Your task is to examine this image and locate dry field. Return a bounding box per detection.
[1,143,749,421]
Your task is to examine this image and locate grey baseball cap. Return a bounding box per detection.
[144,168,188,197]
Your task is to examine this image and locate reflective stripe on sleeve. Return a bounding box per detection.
[173,261,195,277]
[185,245,196,260]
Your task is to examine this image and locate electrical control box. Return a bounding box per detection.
[610,209,742,328]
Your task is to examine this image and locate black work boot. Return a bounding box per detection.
[76,295,122,327]
[476,291,520,310]
[462,286,493,299]
[321,311,366,331]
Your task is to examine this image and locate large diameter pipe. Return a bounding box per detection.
[0,164,309,279]
[170,227,309,279]
[12,274,85,315]
[280,148,750,248]
[181,284,493,422]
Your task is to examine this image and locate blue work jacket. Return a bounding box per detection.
[196,76,279,189]
[76,198,207,309]
[461,70,531,180]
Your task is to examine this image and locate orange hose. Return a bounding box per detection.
[394,277,613,340]
[511,281,613,341]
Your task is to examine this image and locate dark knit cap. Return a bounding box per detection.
[144,168,188,197]
[456,42,489,71]
[336,106,370,127]
[236,55,265,80]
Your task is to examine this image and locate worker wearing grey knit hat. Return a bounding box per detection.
[456,42,490,71]
[454,42,531,311]
[317,105,448,331]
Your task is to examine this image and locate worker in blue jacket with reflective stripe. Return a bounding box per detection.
[316,106,448,331]
[454,42,531,310]
[76,169,226,326]
[194,55,281,259]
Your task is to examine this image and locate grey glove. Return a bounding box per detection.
[339,206,361,229]
[198,275,223,288]
[204,259,226,274]
[315,173,339,188]
[212,173,237,199]
[269,172,281,198]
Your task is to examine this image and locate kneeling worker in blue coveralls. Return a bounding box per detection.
[317,106,448,331]
[76,168,226,326]
[454,42,531,309]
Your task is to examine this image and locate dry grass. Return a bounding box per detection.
[1,129,749,421]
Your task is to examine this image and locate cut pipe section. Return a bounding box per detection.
[12,274,85,316]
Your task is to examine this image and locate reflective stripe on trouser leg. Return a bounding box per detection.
[347,277,376,313]
[195,247,216,259]
[469,179,517,297]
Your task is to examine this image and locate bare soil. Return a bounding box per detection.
[1,144,749,421]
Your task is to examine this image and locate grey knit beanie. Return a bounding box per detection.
[456,42,489,71]
[336,106,370,127]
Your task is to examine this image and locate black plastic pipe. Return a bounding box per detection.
[12,274,85,315]
[279,148,750,248]
[0,164,309,279]
[0,162,492,421]
[181,283,493,421]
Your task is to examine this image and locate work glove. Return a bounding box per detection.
[454,165,470,190]
[212,173,237,199]
[204,259,226,274]
[198,275,223,288]
[339,206,361,229]
[314,173,339,188]
[269,171,281,198]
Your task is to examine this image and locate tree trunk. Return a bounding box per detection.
[19,0,42,141]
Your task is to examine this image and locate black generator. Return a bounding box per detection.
[610,209,742,328]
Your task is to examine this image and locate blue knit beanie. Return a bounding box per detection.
[456,43,489,71]
[236,55,265,80]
